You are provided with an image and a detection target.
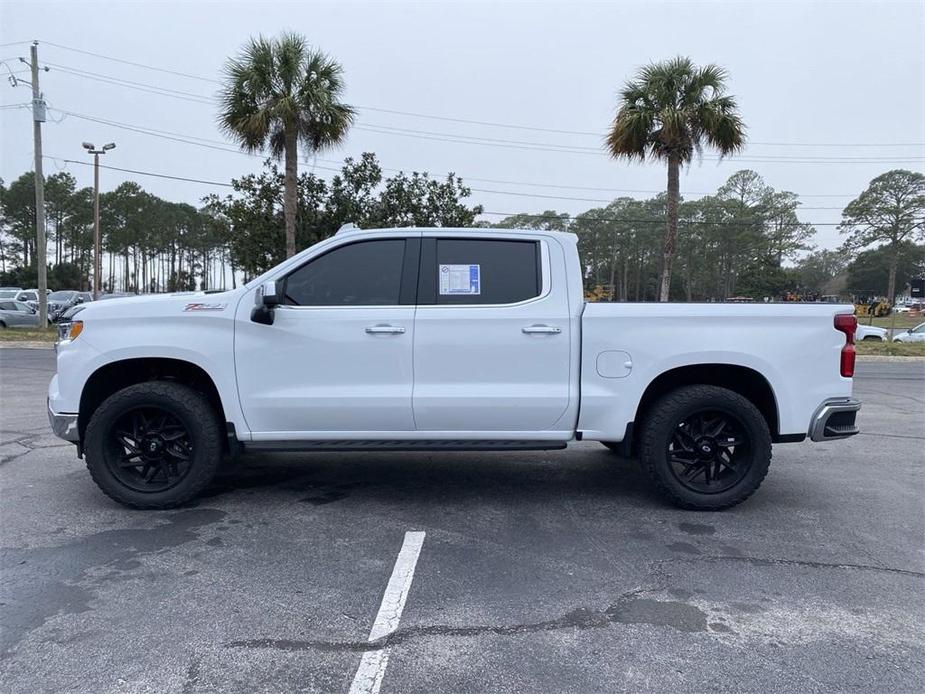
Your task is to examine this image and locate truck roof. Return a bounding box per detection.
[335,225,578,242]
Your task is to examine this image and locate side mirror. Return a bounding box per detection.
[251,280,279,325]
[75,297,84,304]
[258,280,280,308]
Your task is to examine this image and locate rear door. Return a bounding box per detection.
[412,235,572,432]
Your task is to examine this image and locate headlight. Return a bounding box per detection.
[60,320,83,343]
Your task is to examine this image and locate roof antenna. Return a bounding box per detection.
[337,222,360,234]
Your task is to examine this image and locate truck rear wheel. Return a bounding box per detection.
[84,382,223,509]
[638,385,771,511]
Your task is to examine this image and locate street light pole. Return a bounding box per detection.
[83,142,115,299]
[93,151,100,298]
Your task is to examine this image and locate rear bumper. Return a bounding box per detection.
[48,399,79,442]
[809,398,861,442]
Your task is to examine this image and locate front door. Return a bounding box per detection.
[234,236,419,438]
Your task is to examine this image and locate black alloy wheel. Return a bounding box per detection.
[106,407,194,493]
[667,409,751,494]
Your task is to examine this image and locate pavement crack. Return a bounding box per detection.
[0,431,70,465]
[858,432,925,441]
[666,554,925,578]
[228,585,664,653]
[857,388,925,405]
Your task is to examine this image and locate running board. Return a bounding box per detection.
[242,439,568,453]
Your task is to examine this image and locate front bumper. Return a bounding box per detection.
[809,398,861,442]
[48,399,79,442]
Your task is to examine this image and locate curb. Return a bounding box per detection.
[0,342,54,350]
[856,355,924,362]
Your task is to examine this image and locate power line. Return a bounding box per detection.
[43,155,848,224]
[44,62,214,103]
[49,108,349,175]
[36,41,925,149]
[469,187,845,209]
[46,64,214,104]
[40,40,221,84]
[356,123,925,161]
[43,108,865,204]
[478,211,844,226]
[354,125,925,163]
[45,156,234,187]
[340,105,925,147]
[356,104,602,137]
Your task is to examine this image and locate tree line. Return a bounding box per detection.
[1,160,921,300]
[0,153,483,291]
[497,168,925,302]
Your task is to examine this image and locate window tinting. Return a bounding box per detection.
[433,239,540,305]
[284,239,406,306]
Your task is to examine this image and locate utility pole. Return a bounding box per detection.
[29,41,48,327]
[83,142,116,298]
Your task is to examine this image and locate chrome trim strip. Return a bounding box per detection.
[809,398,861,442]
[47,400,79,442]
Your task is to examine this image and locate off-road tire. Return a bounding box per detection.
[85,382,223,509]
[638,385,772,511]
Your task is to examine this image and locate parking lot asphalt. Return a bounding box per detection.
[1,349,923,694]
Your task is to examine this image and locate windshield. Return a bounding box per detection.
[0,290,18,299]
[48,291,77,301]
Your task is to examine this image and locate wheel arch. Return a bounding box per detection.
[629,363,780,454]
[78,357,227,441]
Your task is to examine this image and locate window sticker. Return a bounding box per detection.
[439,264,481,295]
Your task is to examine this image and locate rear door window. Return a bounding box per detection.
[419,238,541,305]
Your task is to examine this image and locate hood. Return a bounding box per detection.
[75,289,244,321]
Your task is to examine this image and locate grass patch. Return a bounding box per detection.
[861,314,924,330]
[0,327,57,342]
[856,340,925,357]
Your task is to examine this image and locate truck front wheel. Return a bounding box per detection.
[84,382,223,509]
[638,385,772,511]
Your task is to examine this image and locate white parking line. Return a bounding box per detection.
[348,530,426,694]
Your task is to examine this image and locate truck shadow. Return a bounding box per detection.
[199,447,659,508]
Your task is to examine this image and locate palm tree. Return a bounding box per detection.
[219,33,355,258]
[606,56,745,301]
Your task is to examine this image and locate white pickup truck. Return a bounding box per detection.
[49,227,861,511]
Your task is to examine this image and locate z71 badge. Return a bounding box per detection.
[184,302,227,312]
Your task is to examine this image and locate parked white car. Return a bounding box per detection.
[855,324,888,341]
[892,322,925,343]
[49,227,861,511]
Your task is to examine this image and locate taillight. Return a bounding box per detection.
[834,314,856,377]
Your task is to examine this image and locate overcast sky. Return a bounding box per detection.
[1,0,923,249]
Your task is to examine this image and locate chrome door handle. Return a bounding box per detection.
[522,325,561,334]
[365,324,406,334]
